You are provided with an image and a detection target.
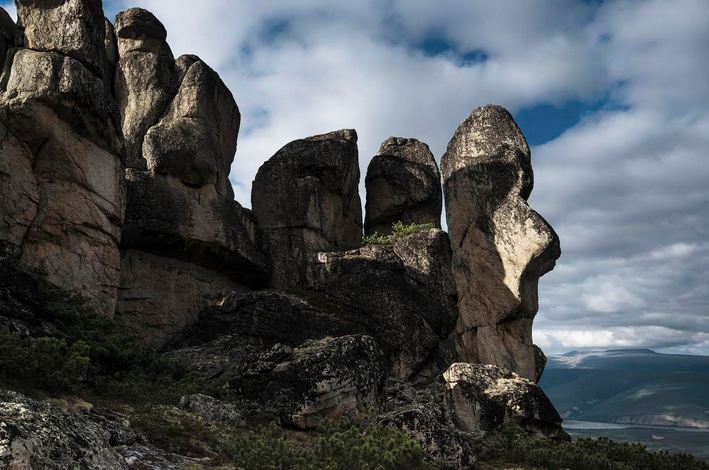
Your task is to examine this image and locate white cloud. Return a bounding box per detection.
[582,282,645,314]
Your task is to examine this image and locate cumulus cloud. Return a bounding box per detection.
[531,0,709,354]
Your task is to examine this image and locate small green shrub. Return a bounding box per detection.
[0,327,90,393]
[221,422,439,470]
[362,221,435,247]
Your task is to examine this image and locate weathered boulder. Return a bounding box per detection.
[0,389,196,469]
[223,335,386,429]
[252,129,363,288]
[304,228,458,379]
[166,331,386,429]
[2,47,123,153]
[15,0,106,77]
[114,7,168,56]
[441,105,560,381]
[379,363,566,469]
[365,137,442,235]
[114,7,177,169]
[179,394,245,427]
[379,380,478,469]
[443,363,564,437]
[143,56,239,198]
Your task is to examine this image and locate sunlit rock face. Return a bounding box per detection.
[441,105,560,382]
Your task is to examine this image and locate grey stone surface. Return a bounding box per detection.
[365,137,442,235]
[441,105,560,381]
[179,394,245,427]
[443,363,563,435]
[0,389,197,469]
[16,0,106,77]
[114,8,176,169]
[2,48,123,153]
[166,332,386,430]
[143,57,239,198]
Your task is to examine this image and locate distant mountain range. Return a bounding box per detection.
[540,349,709,428]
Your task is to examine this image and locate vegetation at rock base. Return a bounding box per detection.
[362,221,435,247]
[2,268,708,469]
[218,421,439,470]
[0,327,90,393]
[0,266,206,403]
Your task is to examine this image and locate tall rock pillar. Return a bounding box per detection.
[441,105,560,381]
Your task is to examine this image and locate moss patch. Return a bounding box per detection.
[362,221,435,247]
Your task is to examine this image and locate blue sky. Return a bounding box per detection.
[4,0,707,354]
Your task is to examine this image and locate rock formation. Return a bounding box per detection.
[441,105,560,381]
[365,137,442,235]
[0,3,566,467]
[252,129,362,288]
[112,8,268,345]
[113,7,177,169]
[0,0,124,318]
[303,228,459,379]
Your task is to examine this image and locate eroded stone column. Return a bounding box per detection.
[441,105,560,381]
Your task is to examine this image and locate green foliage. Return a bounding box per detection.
[221,422,439,470]
[1,269,209,404]
[483,425,709,470]
[0,327,90,393]
[362,221,435,247]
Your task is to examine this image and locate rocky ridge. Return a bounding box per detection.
[0,1,564,468]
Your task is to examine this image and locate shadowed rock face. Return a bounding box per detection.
[109,7,267,345]
[441,105,560,381]
[252,129,363,289]
[303,228,459,380]
[364,137,442,235]
[0,8,19,70]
